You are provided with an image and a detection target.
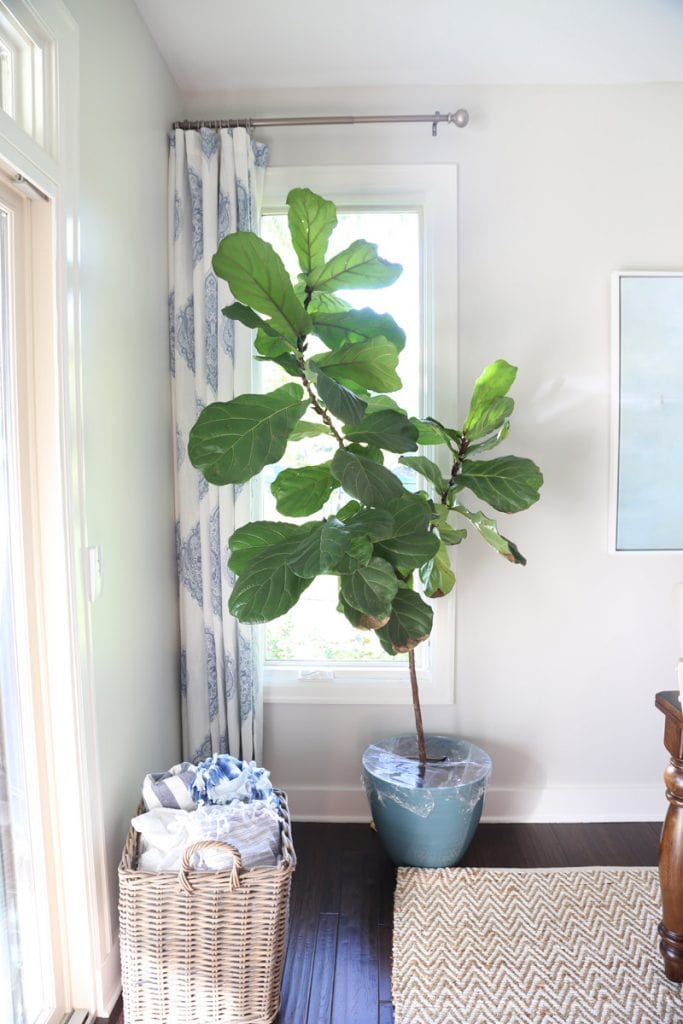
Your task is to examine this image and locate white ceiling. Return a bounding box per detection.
[134,0,683,94]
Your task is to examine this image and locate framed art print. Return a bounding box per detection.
[612,272,683,551]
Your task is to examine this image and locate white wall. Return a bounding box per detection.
[63,0,181,1006]
[182,83,683,823]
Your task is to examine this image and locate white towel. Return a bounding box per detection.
[132,800,281,873]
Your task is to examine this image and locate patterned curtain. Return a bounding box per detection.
[169,127,268,762]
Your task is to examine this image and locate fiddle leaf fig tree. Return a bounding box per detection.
[189,187,543,766]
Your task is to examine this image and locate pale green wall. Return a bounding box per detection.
[64,0,181,964]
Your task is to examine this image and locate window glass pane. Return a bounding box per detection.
[259,210,421,666]
[0,40,13,117]
[0,205,50,1024]
[0,10,48,147]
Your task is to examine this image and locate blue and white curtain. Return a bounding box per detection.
[169,126,268,762]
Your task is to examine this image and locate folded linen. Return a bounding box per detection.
[132,799,281,873]
[141,761,197,811]
[188,803,281,869]
[191,753,276,807]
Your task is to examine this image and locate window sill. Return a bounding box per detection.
[263,667,452,705]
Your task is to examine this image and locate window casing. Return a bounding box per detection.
[257,165,458,705]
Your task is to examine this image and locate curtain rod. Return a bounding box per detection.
[173,109,469,138]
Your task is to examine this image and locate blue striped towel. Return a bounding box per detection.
[142,761,197,811]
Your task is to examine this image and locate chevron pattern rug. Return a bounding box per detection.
[392,866,682,1024]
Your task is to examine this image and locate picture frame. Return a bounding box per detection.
[610,271,683,552]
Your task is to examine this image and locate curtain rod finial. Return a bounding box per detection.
[452,109,469,128]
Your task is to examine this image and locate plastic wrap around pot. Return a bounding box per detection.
[362,734,491,793]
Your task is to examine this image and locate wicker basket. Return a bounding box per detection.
[118,790,296,1024]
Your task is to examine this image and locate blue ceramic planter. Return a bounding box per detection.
[362,734,491,867]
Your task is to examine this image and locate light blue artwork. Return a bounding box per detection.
[616,274,683,550]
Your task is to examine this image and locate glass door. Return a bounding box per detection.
[0,184,56,1024]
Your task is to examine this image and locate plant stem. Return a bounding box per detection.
[441,435,470,504]
[295,352,345,446]
[409,648,427,775]
[296,288,345,445]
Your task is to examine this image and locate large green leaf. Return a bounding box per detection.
[271,463,338,516]
[310,308,406,352]
[374,493,439,574]
[452,502,526,564]
[345,443,383,464]
[431,505,467,546]
[365,395,407,416]
[343,507,395,542]
[340,556,399,619]
[462,396,514,442]
[376,589,434,655]
[287,188,337,274]
[315,369,367,424]
[307,239,402,292]
[332,535,374,574]
[255,353,301,377]
[330,449,405,506]
[338,593,390,631]
[409,417,452,447]
[254,329,294,359]
[462,359,517,435]
[344,410,418,453]
[228,531,316,622]
[305,292,351,315]
[222,301,282,337]
[387,491,432,532]
[188,383,309,485]
[212,232,311,340]
[456,455,543,513]
[419,541,456,598]
[466,420,510,456]
[287,518,351,577]
[288,420,333,442]
[398,455,447,492]
[335,500,362,521]
[228,521,303,574]
[254,330,301,376]
[312,337,401,392]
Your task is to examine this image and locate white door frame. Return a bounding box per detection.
[0,1,115,1015]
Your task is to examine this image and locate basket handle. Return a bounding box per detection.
[177,840,242,895]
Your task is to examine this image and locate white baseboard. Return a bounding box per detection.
[287,785,369,821]
[284,784,665,823]
[96,933,121,1018]
[482,784,664,823]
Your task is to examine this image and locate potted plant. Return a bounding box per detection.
[188,187,543,866]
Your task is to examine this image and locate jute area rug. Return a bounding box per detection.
[392,866,682,1024]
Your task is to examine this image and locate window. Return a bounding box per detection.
[0,1,54,151]
[258,165,458,704]
[0,37,13,116]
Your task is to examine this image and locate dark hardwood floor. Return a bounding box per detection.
[101,819,661,1024]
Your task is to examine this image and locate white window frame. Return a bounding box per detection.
[259,164,458,706]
